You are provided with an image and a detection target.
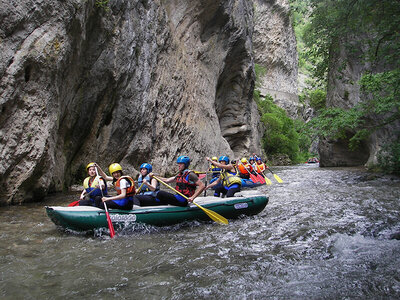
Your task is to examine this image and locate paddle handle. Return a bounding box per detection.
[135,182,145,194]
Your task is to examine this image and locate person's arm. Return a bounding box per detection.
[143,177,158,191]
[94,163,113,181]
[204,177,221,190]
[80,189,86,200]
[102,179,127,202]
[149,172,176,184]
[103,189,126,202]
[205,157,230,170]
[188,179,205,202]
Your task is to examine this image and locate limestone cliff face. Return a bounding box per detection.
[319,39,400,167]
[0,0,260,204]
[253,0,299,118]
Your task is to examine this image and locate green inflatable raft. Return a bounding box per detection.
[46,193,268,231]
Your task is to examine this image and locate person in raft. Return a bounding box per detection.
[79,162,108,206]
[249,156,256,168]
[254,157,268,174]
[150,156,205,206]
[204,156,242,197]
[237,157,254,179]
[132,163,161,206]
[95,163,135,210]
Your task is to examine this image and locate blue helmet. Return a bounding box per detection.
[218,156,229,164]
[249,157,255,161]
[140,163,152,173]
[256,157,261,161]
[177,156,190,168]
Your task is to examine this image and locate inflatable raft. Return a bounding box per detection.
[46,193,268,231]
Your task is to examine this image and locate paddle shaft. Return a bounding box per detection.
[153,176,188,200]
[136,182,145,194]
[152,176,228,225]
[239,162,259,183]
[253,154,282,183]
[95,167,115,238]
[69,187,101,206]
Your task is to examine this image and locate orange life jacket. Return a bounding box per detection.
[255,162,266,173]
[238,163,253,174]
[114,176,136,197]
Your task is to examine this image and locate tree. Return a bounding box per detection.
[299,0,400,170]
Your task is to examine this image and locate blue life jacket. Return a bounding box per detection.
[210,165,222,177]
[83,176,107,201]
[137,174,160,197]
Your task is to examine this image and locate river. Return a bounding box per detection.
[1,164,399,299]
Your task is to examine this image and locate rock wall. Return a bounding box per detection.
[0,0,261,204]
[253,0,300,119]
[319,38,400,167]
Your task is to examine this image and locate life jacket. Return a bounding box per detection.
[238,163,253,174]
[176,170,197,197]
[114,176,136,198]
[255,162,266,173]
[210,165,221,177]
[220,170,242,187]
[137,174,160,197]
[83,176,107,199]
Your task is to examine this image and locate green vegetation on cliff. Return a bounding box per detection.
[290,0,400,173]
[254,65,311,163]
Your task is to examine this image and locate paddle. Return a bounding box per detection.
[135,182,145,195]
[239,163,259,183]
[267,168,283,183]
[256,173,266,184]
[252,154,281,184]
[261,173,272,185]
[153,176,228,225]
[69,186,101,206]
[95,168,115,238]
[193,171,209,180]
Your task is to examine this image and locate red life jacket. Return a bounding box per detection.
[175,170,197,197]
[114,176,136,197]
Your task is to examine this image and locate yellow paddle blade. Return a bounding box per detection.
[262,173,272,185]
[274,174,283,183]
[154,176,228,225]
[193,202,229,225]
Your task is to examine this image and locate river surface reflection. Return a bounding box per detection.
[1,164,399,299]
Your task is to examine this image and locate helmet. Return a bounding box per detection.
[86,162,96,171]
[109,163,122,175]
[249,157,254,161]
[241,158,248,163]
[177,156,190,168]
[140,163,152,173]
[256,157,261,161]
[211,156,218,161]
[218,156,229,164]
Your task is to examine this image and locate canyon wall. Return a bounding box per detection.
[253,0,300,119]
[319,38,400,167]
[0,0,261,204]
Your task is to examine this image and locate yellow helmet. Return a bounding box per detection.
[109,163,122,175]
[241,158,248,163]
[211,156,218,161]
[86,162,96,171]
